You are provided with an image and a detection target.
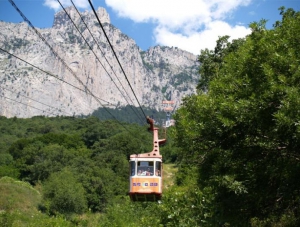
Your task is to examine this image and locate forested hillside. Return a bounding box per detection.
[0,115,178,226]
[91,105,166,125]
[1,7,300,227]
[0,116,151,211]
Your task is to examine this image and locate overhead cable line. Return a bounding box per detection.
[0,48,143,139]
[0,94,57,116]
[0,86,73,116]
[0,47,113,107]
[58,0,144,124]
[70,0,145,124]
[8,0,115,116]
[71,0,145,124]
[7,0,145,137]
[88,0,148,120]
[8,0,102,104]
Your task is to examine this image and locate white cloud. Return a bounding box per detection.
[155,21,251,55]
[105,0,252,54]
[43,0,253,54]
[44,0,89,11]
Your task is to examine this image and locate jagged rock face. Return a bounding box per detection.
[53,6,110,29]
[0,7,199,118]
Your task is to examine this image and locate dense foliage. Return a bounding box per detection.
[0,116,156,212]
[174,7,300,226]
[0,115,179,226]
[91,105,166,125]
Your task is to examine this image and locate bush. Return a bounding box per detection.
[42,169,87,215]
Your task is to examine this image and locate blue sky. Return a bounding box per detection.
[0,0,299,55]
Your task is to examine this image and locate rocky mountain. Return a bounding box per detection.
[0,6,199,118]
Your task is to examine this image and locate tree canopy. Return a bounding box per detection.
[174,7,300,226]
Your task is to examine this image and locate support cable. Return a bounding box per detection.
[5,0,146,137]
[0,94,57,116]
[58,0,144,124]
[0,86,73,116]
[88,0,148,120]
[1,47,140,138]
[8,0,125,121]
[8,0,102,106]
[1,48,137,137]
[70,0,145,123]
[0,47,113,107]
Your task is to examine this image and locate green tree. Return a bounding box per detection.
[43,168,87,215]
[197,36,245,92]
[174,7,300,226]
[8,133,86,183]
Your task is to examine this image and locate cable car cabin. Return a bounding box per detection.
[129,117,166,202]
[129,157,163,201]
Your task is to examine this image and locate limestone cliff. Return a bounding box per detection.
[0,6,199,118]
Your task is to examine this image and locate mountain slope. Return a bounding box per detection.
[0,6,199,118]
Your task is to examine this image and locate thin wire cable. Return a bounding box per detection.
[1,53,139,139]
[0,47,113,106]
[0,94,57,116]
[5,0,145,137]
[8,0,120,118]
[0,49,109,115]
[69,0,145,124]
[1,49,146,141]
[88,0,148,120]
[57,0,144,124]
[8,0,100,104]
[0,86,72,116]
[58,0,127,104]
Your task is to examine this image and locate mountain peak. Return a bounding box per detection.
[53,6,110,29]
[96,7,110,24]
